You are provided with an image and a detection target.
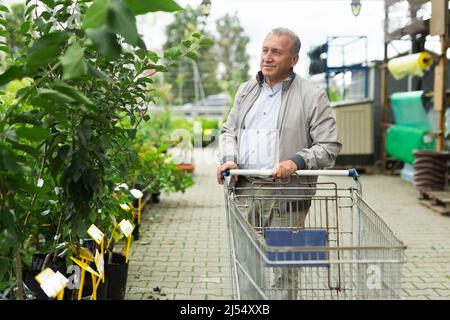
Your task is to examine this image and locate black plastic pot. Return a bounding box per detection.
[151,192,160,204]
[22,253,68,300]
[76,274,108,300]
[105,252,129,300]
[132,218,140,240]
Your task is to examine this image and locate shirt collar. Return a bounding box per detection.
[256,70,296,92]
[262,81,283,95]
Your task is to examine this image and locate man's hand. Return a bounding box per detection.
[271,160,298,179]
[216,161,238,185]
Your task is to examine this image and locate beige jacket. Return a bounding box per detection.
[218,71,342,186]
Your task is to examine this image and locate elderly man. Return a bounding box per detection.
[217,27,341,299]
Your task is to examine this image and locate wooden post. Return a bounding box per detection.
[380,2,389,173]
[434,36,448,151]
[431,0,449,151]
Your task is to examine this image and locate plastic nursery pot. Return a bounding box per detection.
[151,192,161,204]
[105,252,129,300]
[132,217,140,241]
[176,163,195,174]
[75,274,108,300]
[22,253,68,300]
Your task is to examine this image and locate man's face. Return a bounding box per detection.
[260,33,299,84]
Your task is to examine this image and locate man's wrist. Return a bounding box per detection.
[220,156,237,165]
[289,154,306,170]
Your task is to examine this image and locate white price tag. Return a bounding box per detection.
[95,249,104,278]
[119,203,131,212]
[114,183,129,191]
[87,224,104,244]
[36,269,69,298]
[130,189,143,199]
[119,219,134,238]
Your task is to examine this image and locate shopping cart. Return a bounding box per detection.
[222,169,407,300]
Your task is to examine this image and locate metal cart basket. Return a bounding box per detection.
[222,169,406,300]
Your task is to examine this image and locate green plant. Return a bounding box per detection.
[135,142,194,194]
[0,0,211,299]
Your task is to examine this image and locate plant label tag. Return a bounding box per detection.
[111,215,118,227]
[114,183,129,191]
[119,219,134,237]
[95,249,104,277]
[87,224,104,244]
[120,203,131,212]
[70,257,100,277]
[36,268,68,298]
[67,244,94,262]
[35,268,55,284]
[130,189,143,199]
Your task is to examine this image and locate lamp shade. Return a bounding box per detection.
[201,0,211,18]
[351,0,361,17]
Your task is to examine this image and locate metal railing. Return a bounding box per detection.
[147,105,229,118]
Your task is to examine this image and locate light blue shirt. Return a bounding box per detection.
[238,81,282,170]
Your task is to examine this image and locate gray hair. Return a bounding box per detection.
[266,27,301,56]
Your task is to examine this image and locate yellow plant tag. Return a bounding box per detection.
[70,257,100,277]
[87,224,104,244]
[67,244,94,262]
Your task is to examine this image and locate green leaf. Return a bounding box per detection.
[16,126,52,142]
[50,82,96,108]
[108,0,139,46]
[20,21,31,33]
[0,19,7,27]
[40,11,52,21]
[7,112,39,126]
[186,52,198,62]
[87,64,113,81]
[147,50,159,63]
[128,128,136,139]
[0,30,7,37]
[11,143,39,158]
[137,77,153,84]
[0,66,30,87]
[25,4,38,17]
[27,31,69,71]
[0,46,8,54]
[60,42,88,80]
[83,0,110,29]
[164,47,182,60]
[0,5,9,13]
[182,40,192,48]
[199,38,214,46]
[192,33,201,39]
[124,0,182,15]
[4,129,18,142]
[36,88,76,104]
[86,26,121,59]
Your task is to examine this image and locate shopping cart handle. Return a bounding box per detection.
[222,168,359,180]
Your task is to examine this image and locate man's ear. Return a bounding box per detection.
[291,54,299,68]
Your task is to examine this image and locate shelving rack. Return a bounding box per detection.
[380,0,449,172]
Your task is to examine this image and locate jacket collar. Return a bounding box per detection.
[256,70,296,92]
